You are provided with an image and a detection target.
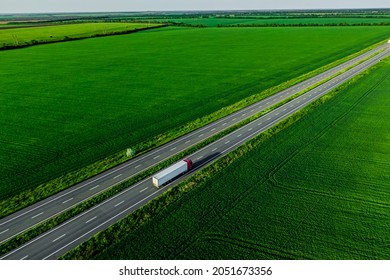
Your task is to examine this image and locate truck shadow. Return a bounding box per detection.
[191,152,221,171]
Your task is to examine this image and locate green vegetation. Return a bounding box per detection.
[1,35,384,221]
[87,57,390,260]
[2,59,341,252]
[1,46,380,256]
[1,26,390,204]
[0,22,160,48]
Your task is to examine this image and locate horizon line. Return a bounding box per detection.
[1,7,390,16]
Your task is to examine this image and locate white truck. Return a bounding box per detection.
[152,158,193,188]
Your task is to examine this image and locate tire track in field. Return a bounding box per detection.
[277,150,390,189]
[0,140,63,174]
[267,68,390,192]
[199,232,311,259]
[164,178,268,260]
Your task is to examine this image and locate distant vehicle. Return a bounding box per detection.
[152,158,193,188]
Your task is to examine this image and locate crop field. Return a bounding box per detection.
[0,24,25,28]
[94,58,390,260]
[0,22,158,47]
[1,26,390,201]
[149,17,390,27]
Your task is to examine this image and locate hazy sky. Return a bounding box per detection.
[0,0,389,14]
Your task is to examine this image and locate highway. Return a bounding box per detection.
[0,43,389,259]
[0,42,388,246]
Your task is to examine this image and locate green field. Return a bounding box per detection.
[1,26,390,201]
[94,57,390,260]
[0,24,25,28]
[148,17,390,27]
[0,22,158,47]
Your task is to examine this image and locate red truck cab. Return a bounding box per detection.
[183,158,193,170]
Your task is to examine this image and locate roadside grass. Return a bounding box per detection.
[0,22,161,49]
[69,57,390,260]
[1,26,390,216]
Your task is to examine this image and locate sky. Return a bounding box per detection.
[0,0,389,14]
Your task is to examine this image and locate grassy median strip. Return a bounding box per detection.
[0,39,386,220]
[60,61,383,260]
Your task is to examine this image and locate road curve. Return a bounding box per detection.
[1,44,389,260]
[0,42,388,246]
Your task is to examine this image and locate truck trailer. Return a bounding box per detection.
[152,158,193,188]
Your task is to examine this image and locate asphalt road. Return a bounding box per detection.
[1,44,389,260]
[0,42,388,246]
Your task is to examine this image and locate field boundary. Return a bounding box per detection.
[0,23,167,50]
[218,23,390,27]
[268,68,390,194]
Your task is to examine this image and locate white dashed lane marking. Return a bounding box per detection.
[85,217,97,224]
[62,198,74,204]
[114,201,125,207]
[31,212,44,219]
[52,234,66,243]
[90,185,100,191]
